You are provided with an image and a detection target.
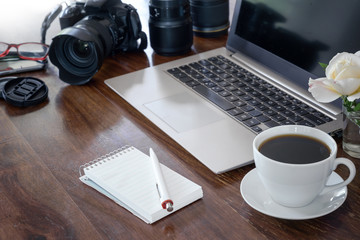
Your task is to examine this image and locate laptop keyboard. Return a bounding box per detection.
[167,55,333,133]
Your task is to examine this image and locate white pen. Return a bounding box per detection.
[149,148,174,212]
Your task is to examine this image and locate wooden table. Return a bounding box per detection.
[1,1,359,239]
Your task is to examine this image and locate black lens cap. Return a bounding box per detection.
[0,77,17,98]
[1,77,48,107]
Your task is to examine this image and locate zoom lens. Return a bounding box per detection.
[149,0,193,56]
[190,0,229,37]
[72,40,92,59]
[64,39,97,69]
[49,17,113,85]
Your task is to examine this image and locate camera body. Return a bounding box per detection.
[49,0,147,85]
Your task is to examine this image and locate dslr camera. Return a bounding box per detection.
[49,0,147,85]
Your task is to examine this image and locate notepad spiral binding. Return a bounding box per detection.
[79,145,133,176]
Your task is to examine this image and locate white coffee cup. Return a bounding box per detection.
[253,125,356,208]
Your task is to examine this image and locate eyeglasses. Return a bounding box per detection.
[0,42,49,61]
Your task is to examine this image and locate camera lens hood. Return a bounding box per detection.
[49,19,112,85]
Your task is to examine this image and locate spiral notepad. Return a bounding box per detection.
[79,146,203,224]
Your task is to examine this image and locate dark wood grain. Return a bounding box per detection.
[1,1,359,239]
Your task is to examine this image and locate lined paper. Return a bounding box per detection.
[80,146,203,224]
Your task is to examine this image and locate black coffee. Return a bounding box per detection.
[259,134,331,164]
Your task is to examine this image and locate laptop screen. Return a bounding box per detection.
[227,0,360,92]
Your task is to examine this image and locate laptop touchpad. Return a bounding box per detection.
[144,92,224,133]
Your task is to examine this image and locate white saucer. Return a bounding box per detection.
[240,168,347,220]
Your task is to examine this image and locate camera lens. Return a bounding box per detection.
[64,39,96,67]
[59,38,98,77]
[49,18,113,85]
[72,40,92,59]
[190,0,229,37]
[149,0,193,56]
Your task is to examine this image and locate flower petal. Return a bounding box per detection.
[332,78,360,96]
[348,92,360,102]
[308,78,342,102]
[326,52,360,80]
[335,66,360,80]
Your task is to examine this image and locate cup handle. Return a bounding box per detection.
[320,158,356,195]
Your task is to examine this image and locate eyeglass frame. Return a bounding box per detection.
[0,42,50,61]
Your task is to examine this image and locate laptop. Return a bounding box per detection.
[105,0,359,173]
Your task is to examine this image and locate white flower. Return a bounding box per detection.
[309,51,360,103]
